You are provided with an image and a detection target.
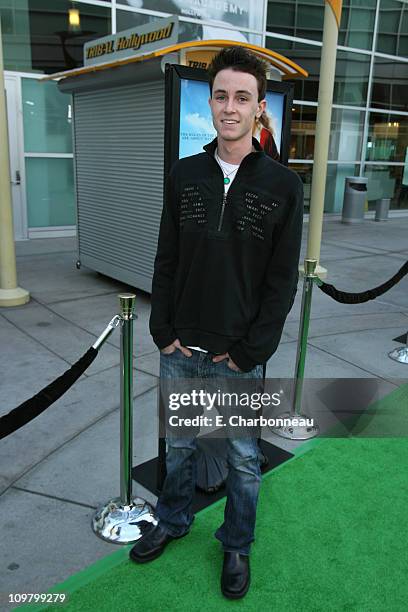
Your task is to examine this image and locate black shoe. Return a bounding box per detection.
[129,523,188,564]
[221,552,250,599]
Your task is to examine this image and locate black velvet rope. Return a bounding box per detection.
[0,347,98,440]
[317,260,408,304]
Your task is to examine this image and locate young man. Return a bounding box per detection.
[130,47,303,599]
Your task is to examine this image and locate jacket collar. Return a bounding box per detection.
[203,136,264,157]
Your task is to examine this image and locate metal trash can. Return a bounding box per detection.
[375,197,390,222]
[341,176,368,224]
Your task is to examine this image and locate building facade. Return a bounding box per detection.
[1,0,407,239]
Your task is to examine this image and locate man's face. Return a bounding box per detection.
[209,68,266,144]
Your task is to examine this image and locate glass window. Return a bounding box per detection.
[116,7,262,45]
[329,108,365,161]
[377,0,408,57]
[364,164,408,210]
[0,0,111,73]
[178,19,261,45]
[325,164,361,212]
[371,57,408,113]
[290,162,362,213]
[288,162,313,210]
[22,78,72,153]
[366,112,408,163]
[25,157,75,227]
[338,0,376,50]
[266,0,324,42]
[117,0,264,33]
[290,105,317,160]
[332,50,371,106]
[290,105,364,162]
[0,0,33,72]
[115,9,159,32]
[265,38,321,101]
[266,37,370,105]
[267,0,376,50]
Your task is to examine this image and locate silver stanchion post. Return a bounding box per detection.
[389,332,408,365]
[92,294,157,543]
[271,259,320,440]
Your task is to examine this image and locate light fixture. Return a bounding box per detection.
[68,8,80,30]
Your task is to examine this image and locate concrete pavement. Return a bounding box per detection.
[0,217,407,608]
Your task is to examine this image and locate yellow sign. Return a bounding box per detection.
[86,40,115,60]
[86,23,174,60]
[184,50,219,70]
[84,19,177,65]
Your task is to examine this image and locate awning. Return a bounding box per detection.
[42,39,308,82]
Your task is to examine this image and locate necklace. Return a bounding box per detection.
[215,149,239,185]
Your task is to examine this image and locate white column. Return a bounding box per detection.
[0,20,30,306]
[304,1,342,279]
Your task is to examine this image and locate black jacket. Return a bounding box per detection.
[149,137,303,372]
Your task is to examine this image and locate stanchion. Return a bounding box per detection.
[92,294,157,543]
[389,333,408,365]
[271,259,320,440]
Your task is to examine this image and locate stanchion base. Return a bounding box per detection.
[92,496,157,544]
[270,411,320,440]
[388,347,408,364]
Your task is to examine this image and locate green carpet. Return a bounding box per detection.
[22,384,408,611]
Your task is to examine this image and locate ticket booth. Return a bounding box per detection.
[44,18,307,292]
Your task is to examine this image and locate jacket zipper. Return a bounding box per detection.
[209,146,257,232]
[217,191,227,231]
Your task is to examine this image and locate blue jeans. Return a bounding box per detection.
[156,349,263,555]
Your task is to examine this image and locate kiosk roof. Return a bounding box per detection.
[42,39,308,82]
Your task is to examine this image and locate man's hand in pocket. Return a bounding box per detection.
[212,352,242,372]
[160,338,192,357]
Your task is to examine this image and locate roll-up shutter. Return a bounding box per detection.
[73,79,165,292]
